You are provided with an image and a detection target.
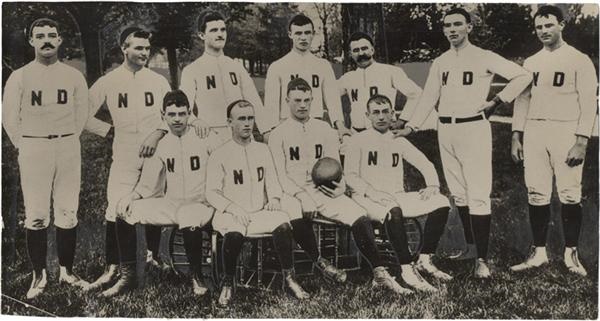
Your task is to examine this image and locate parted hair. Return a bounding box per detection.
[198,10,225,33]
[534,5,564,23]
[444,8,472,24]
[366,94,392,112]
[162,90,190,113]
[349,32,374,48]
[288,14,314,31]
[226,99,254,119]
[287,77,312,95]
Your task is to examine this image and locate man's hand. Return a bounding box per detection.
[366,188,395,207]
[265,198,281,211]
[477,96,502,119]
[511,131,524,163]
[318,177,347,198]
[139,129,167,158]
[336,123,352,141]
[566,136,588,167]
[392,126,414,138]
[227,203,251,227]
[190,118,210,139]
[419,185,440,201]
[116,192,141,219]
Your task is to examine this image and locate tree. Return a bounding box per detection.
[313,3,338,59]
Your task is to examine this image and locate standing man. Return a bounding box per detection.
[3,18,90,299]
[345,94,453,291]
[264,14,349,140]
[338,32,422,132]
[179,10,269,144]
[103,90,216,297]
[206,100,308,306]
[84,27,171,291]
[509,5,597,276]
[269,78,411,295]
[401,8,532,278]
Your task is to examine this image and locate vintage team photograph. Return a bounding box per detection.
[1,1,598,318]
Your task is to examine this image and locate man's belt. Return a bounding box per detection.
[438,114,485,124]
[22,133,74,139]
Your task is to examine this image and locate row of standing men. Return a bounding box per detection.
[2,6,596,306]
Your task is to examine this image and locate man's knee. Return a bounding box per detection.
[53,208,78,229]
[557,188,581,205]
[25,216,50,230]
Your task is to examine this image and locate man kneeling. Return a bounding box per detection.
[105,90,216,297]
[346,94,452,292]
[206,100,308,306]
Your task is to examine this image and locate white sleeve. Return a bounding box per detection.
[393,66,423,122]
[344,136,370,196]
[323,62,343,126]
[268,129,304,196]
[206,152,233,213]
[134,153,166,198]
[73,71,90,135]
[2,69,23,148]
[574,54,599,137]
[399,139,440,187]
[84,77,112,137]
[263,63,281,131]
[486,51,532,103]
[406,59,441,129]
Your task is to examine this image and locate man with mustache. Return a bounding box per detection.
[83,27,172,291]
[400,8,532,278]
[338,32,422,133]
[263,14,349,142]
[3,18,90,299]
[177,10,269,145]
[509,5,597,276]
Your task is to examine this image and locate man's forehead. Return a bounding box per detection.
[350,39,372,49]
[231,104,254,117]
[165,104,187,112]
[444,14,467,24]
[32,25,58,35]
[534,15,559,25]
[128,37,151,47]
[206,20,226,29]
[289,89,312,98]
[291,24,313,32]
[369,102,391,111]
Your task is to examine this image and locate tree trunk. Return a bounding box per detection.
[322,21,330,59]
[78,22,103,85]
[166,45,178,89]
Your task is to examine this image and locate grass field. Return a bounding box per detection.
[1,122,598,318]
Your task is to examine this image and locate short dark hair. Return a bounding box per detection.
[162,90,190,113]
[226,99,254,119]
[534,5,564,23]
[288,14,314,31]
[198,10,225,33]
[120,27,151,47]
[349,32,374,48]
[29,18,60,38]
[444,8,472,24]
[287,77,312,95]
[366,94,392,112]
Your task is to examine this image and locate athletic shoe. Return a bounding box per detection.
[401,263,438,292]
[283,269,310,299]
[83,264,119,292]
[146,251,171,273]
[316,258,347,283]
[416,254,453,281]
[26,269,48,300]
[372,266,413,295]
[473,258,491,279]
[59,266,90,288]
[564,247,587,277]
[101,264,137,297]
[218,280,234,307]
[192,274,209,296]
[509,246,549,272]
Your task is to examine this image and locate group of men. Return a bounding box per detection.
[2,4,596,307]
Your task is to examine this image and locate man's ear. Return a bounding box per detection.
[198,32,206,41]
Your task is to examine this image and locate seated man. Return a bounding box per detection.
[268,78,411,295]
[346,94,452,292]
[104,90,216,297]
[206,100,308,306]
